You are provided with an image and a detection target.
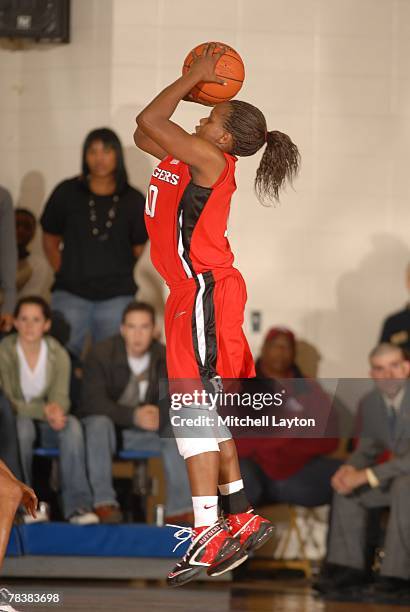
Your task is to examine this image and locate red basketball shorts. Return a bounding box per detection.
[164,267,255,381]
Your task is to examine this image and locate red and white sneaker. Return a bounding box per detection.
[167,520,242,587]
[227,510,275,554]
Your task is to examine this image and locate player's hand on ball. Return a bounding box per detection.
[188,43,227,85]
[182,41,244,104]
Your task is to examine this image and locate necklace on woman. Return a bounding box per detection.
[88,194,119,241]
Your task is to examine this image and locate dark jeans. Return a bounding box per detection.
[17,414,93,519]
[240,455,343,508]
[0,391,23,480]
[51,291,133,358]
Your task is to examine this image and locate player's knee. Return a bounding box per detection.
[218,438,236,462]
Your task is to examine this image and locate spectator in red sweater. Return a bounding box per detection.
[236,327,342,507]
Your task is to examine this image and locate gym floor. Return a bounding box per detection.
[2,579,396,612]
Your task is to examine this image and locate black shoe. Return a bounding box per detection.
[372,576,410,596]
[361,578,410,605]
[313,565,370,595]
[317,575,409,605]
[312,562,344,593]
[320,584,369,603]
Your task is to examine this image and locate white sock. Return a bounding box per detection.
[192,496,219,528]
[218,479,244,496]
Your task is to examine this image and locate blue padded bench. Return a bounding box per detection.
[33,448,160,460]
[6,525,24,557]
[7,523,188,558]
[33,448,59,458]
[17,523,187,557]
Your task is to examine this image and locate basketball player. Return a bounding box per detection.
[0,461,37,612]
[0,460,37,570]
[134,44,300,586]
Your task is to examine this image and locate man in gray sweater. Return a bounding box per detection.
[0,187,17,333]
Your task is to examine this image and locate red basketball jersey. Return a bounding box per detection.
[144,154,237,285]
[145,153,255,381]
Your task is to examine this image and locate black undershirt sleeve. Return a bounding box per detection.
[129,189,148,246]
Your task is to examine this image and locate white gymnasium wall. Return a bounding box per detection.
[1,0,409,376]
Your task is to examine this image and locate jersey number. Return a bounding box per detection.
[145,185,158,218]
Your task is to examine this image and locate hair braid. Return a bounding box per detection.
[224,100,300,205]
[255,130,300,205]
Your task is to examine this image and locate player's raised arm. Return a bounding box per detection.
[135,44,227,186]
[133,126,168,161]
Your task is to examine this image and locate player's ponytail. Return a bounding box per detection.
[225,100,300,205]
[255,130,300,205]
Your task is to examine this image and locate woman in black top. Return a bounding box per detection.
[41,128,147,358]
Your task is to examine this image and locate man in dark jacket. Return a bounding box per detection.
[80,301,192,523]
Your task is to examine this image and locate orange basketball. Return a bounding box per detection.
[182,42,245,105]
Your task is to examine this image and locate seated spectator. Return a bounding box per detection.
[0,186,17,334]
[0,296,98,525]
[379,262,410,358]
[15,208,50,300]
[0,391,23,481]
[259,326,304,378]
[80,301,192,524]
[319,344,410,602]
[236,326,341,508]
[40,128,147,358]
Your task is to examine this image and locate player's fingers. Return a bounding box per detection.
[205,42,214,56]
[23,494,37,517]
[29,498,37,517]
